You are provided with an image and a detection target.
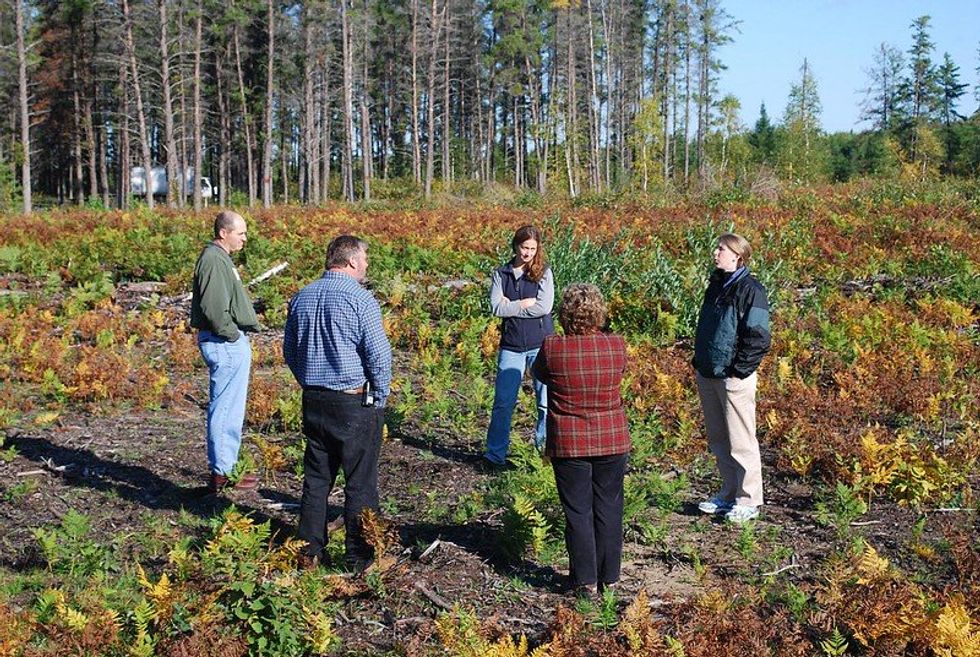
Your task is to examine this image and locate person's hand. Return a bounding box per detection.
[519,298,536,309]
[501,296,512,303]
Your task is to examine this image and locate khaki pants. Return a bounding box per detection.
[696,372,763,507]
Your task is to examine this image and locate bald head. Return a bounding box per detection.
[213,211,248,254]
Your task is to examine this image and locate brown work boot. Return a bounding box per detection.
[208,473,230,494]
[233,472,259,490]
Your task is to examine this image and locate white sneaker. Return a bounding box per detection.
[725,505,760,523]
[698,496,734,515]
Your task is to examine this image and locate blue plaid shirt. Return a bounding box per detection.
[283,271,392,407]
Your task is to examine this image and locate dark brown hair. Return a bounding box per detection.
[326,235,368,269]
[511,225,547,282]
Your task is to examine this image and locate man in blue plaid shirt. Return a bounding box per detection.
[284,235,392,571]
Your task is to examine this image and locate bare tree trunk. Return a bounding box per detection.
[216,51,230,207]
[262,0,276,207]
[72,52,84,204]
[682,0,691,186]
[16,0,32,214]
[567,10,580,197]
[122,0,154,209]
[281,124,289,202]
[302,8,318,204]
[340,0,356,201]
[424,0,444,199]
[585,0,601,192]
[117,62,130,209]
[176,3,188,209]
[410,0,422,185]
[193,0,204,211]
[441,15,451,184]
[513,95,523,188]
[232,23,257,207]
[159,0,179,207]
[360,13,372,202]
[321,86,332,199]
[600,2,612,190]
[661,4,673,182]
[84,100,98,200]
[98,102,110,207]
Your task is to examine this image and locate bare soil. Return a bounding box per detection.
[0,352,967,653]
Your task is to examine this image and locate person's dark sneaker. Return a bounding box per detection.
[566,583,595,602]
[346,555,375,574]
[476,458,508,474]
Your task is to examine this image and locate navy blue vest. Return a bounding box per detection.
[497,264,554,352]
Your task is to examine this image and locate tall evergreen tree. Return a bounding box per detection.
[859,42,904,131]
[747,102,776,164]
[936,52,967,127]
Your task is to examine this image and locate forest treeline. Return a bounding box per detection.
[1,1,979,213]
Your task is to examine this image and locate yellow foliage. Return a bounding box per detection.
[480,322,501,361]
[934,597,979,657]
[776,357,793,387]
[435,606,534,657]
[620,590,665,653]
[136,563,173,619]
[306,607,339,654]
[695,589,730,615]
[855,545,892,585]
[266,537,306,574]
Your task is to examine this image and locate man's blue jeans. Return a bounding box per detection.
[198,330,251,476]
[485,347,547,464]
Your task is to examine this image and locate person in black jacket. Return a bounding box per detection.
[482,225,555,469]
[692,232,771,523]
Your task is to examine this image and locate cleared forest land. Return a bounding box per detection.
[1,186,978,655]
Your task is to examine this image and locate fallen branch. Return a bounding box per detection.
[16,469,46,477]
[928,507,975,513]
[418,538,441,562]
[760,563,802,577]
[42,458,71,473]
[849,520,883,527]
[174,261,289,303]
[414,582,453,610]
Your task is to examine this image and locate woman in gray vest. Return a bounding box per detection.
[481,225,555,470]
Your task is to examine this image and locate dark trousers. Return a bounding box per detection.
[297,388,382,563]
[552,453,628,586]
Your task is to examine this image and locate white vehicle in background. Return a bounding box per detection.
[131,166,213,204]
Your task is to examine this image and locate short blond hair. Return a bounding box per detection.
[717,232,752,266]
[559,283,607,335]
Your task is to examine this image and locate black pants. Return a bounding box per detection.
[551,453,628,586]
[297,388,382,564]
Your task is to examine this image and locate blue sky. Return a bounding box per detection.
[717,1,980,133]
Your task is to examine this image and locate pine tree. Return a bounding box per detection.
[936,53,967,127]
[747,102,776,164]
[859,43,904,131]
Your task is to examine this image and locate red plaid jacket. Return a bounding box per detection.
[531,332,631,458]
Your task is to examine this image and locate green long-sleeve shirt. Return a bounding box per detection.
[190,243,259,341]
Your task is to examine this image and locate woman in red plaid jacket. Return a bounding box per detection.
[532,283,631,598]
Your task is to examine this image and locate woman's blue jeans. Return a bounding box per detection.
[485,348,547,464]
[198,330,251,476]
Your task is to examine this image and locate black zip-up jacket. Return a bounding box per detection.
[693,267,771,379]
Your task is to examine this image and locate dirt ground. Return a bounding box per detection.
[0,354,966,653]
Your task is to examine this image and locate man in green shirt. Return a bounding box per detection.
[190,211,260,493]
